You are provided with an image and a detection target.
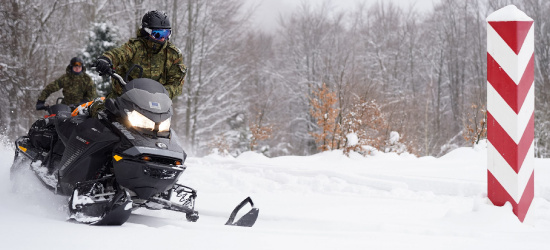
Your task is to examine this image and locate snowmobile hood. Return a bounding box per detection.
[121,78,172,114]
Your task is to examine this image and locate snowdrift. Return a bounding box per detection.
[1,138,550,250]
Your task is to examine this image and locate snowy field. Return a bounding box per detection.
[1,139,550,250]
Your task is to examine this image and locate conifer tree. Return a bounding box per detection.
[79,22,120,97]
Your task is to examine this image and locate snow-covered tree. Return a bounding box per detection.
[79,22,121,97]
[310,83,340,151]
[175,0,252,155]
[341,99,388,156]
[385,131,408,154]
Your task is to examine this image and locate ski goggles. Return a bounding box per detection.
[144,28,171,41]
[73,62,82,67]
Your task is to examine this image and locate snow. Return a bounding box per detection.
[486,5,533,22]
[389,131,400,144]
[346,132,359,146]
[2,139,550,249]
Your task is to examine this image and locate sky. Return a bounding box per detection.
[246,0,442,31]
[2,138,550,249]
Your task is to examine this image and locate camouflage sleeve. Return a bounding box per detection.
[38,76,64,101]
[103,40,138,97]
[165,52,187,99]
[102,40,137,68]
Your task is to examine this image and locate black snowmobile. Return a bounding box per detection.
[10,68,259,226]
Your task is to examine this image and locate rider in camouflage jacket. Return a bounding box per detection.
[36,57,96,110]
[96,10,187,100]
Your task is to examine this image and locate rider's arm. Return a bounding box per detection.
[102,40,137,68]
[164,47,187,99]
[38,76,65,101]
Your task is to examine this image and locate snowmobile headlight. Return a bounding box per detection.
[128,111,155,130]
[158,117,171,132]
[127,111,171,132]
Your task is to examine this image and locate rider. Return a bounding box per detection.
[36,57,97,110]
[94,10,187,100]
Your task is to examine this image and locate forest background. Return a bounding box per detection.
[1,0,549,158]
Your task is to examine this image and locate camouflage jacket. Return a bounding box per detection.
[103,35,187,100]
[38,66,96,105]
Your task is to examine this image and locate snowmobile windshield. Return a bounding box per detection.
[121,78,172,114]
[119,78,172,134]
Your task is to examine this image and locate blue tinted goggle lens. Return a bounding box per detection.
[150,29,171,40]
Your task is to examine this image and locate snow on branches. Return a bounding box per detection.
[208,134,232,156]
[340,99,388,156]
[309,83,408,156]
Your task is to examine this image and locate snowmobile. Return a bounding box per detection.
[10,67,259,226]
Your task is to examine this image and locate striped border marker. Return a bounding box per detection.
[487,5,534,222]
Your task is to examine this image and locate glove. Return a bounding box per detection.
[36,100,46,110]
[88,97,106,118]
[94,56,113,76]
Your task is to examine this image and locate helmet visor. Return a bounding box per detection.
[145,28,171,41]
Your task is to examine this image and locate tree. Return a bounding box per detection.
[176,0,252,155]
[516,0,550,157]
[248,111,273,153]
[463,103,487,145]
[277,1,352,155]
[1,0,65,139]
[79,22,121,96]
[310,83,339,151]
[341,99,388,155]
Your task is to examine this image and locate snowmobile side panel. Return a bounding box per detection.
[55,115,88,145]
[57,118,119,195]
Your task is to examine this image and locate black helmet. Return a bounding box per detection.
[142,10,171,29]
[69,57,83,67]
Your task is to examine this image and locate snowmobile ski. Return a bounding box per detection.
[225,197,259,227]
[68,178,132,225]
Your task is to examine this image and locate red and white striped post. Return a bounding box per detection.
[487,5,534,222]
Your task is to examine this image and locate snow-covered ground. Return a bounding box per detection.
[1,139,550,250]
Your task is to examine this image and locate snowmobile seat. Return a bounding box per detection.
[49,104,72,118]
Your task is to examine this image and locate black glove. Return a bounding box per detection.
[36,100,46,111]
[94,56,113,76]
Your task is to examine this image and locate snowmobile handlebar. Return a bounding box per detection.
[110,72,126,86]
[107,64,144,87]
